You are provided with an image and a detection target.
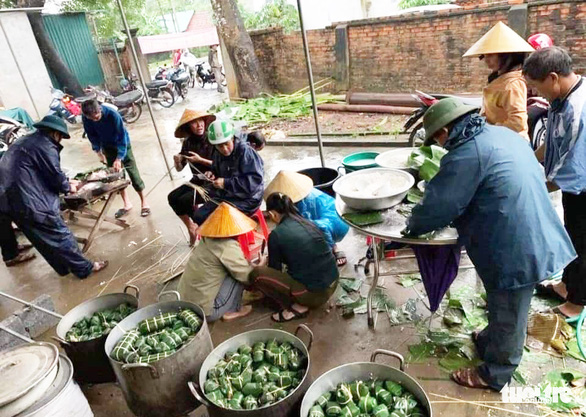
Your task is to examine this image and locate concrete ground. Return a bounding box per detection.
[0,85,582,417]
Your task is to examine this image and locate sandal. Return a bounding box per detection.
[17,243,33,252]
[141,207,151,217]
[6,252,36,267]
[334,250,347,267]
[222,305,253,321]
[271,308,309,323]
[535,282,565,302]
[115,208,131,219]
[451,367,490,389]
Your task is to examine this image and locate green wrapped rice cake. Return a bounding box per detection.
[65,303,136,342]
[310,379,427,417]
[204,339,307,410]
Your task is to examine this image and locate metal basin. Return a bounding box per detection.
[189,325,314,417]
[54,285,140,384]
[105,291,213,417]
[375,147,419,178]
[333,168,415,211]
[300,350,432,416]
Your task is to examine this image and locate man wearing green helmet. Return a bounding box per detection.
[191,120,264,228]
[405,98,575,391]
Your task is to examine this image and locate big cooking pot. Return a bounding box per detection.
[300,350,432,416]
[105,291,213,417]
[54,285,140,384]
[189,325,314,417]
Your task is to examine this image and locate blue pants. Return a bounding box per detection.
[12,213,93,278]
[206,276,244,322]
[477,284,536,390]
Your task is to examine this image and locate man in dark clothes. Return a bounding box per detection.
[81,99,150,219]
[193,120,264,228]
[168,109,216,245]
[0,115,108,278]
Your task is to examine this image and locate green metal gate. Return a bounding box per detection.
[43,13,104,88]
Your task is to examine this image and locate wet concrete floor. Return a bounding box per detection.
[0,86,582,416]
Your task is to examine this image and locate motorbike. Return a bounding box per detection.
[85,86,143,124]
[403,90,548,150]
[0,114,26,156]
[48,87,82,124]
[194,62,226,89]
[124,73,175,108]
[166,67,190,100]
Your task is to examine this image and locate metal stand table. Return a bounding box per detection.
[63,179,131,253]
[336,197,459,328]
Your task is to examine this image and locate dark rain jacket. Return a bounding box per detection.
[0,130,70,223]
[210,139,264,213]
[407,114,576,291]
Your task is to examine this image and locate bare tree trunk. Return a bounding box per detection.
[210,0,268,98]
[18,0,83,96]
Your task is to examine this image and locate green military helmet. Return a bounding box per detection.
[208,120,235,145]
[422,98,478,144]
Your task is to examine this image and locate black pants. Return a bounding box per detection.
[168,178,208,218]
[562,191,586,305]
[0,214,19,262]
[477,284,535,390]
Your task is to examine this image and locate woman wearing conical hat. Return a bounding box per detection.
[168,109,216,246]
[178,203,255,322]
[464,22,535,140]
[264,171,350,266]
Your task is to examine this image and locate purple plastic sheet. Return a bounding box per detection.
[412,244,462,312]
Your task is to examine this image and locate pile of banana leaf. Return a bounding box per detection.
[210,80,343,126]
[203,339,307,410]
[407,145,448,182]
[110,309,202,364]
[65,303,136,342]
[309,379,427,417]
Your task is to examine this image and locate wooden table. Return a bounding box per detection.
[63,180,131,253]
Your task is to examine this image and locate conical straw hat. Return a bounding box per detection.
[174,109,216,138]
[463,21,535,57]
[198,203,257,238]
[264,171,314,203]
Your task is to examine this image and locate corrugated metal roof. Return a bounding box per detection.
[42,13,104,87]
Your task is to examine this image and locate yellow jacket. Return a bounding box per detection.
[481,70,529,140]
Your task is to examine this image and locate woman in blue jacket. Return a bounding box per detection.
[264,171,349,266]
[407,98,575,391]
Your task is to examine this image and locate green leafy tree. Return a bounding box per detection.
[398,0,451,9]
[240,0,299,32]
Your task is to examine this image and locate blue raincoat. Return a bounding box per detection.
[407,114,576,291]
[0,131,93,278]
[296,188,349,248]
[544,77,586,194]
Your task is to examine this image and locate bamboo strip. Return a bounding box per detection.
[429,393,541,417]
[126,235,163,258]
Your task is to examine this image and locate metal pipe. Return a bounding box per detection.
[0,7,43,13]
[296,0,325,168]
[0,324,34,343]
[115,0,174,180]
[0,290,64,319]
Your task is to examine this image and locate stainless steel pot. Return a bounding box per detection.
[333,168,415,211]
[300,350,432,416]
[104,291,213,417]
[189,325,314,417]
[54,285,140,384]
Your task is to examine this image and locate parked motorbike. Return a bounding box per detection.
[85,86,143,124]
[48,87,82,124]
[124,73,174,108]
[403,90,548,150]
[166,67,190,100]
[194,62,226,89]
[0,114,26,155]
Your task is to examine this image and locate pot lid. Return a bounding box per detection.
[0,343,59,407]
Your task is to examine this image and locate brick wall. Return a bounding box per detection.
[250,0,585,94]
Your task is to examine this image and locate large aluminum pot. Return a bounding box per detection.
[300,350,432,416]
[105,291,213,417]
[54,285,140,384]
[333,168,415,211]
[189,325,314,417]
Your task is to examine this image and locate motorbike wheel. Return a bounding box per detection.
[197,76,205,88]
[408,122,426,146]
[125,103,142,124]
[189,74,195,88]
[159,88,175,108]
[221,72,227,87]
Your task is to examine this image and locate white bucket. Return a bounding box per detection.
[15,355,93,417]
